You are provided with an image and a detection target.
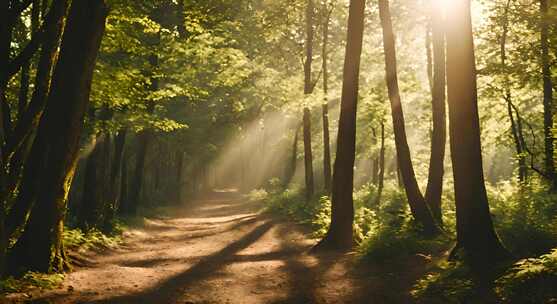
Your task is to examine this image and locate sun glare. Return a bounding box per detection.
[432,0,450,11]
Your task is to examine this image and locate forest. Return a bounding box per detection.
[0,0,556,303]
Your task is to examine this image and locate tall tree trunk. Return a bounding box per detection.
[3,1,67,238]
[500,0,527,182]
[374,122,386,205]
[4,0,68,238]
[322,4,333,194]
[378,0,440,234]
[424,2,447,224]
[4,0,69,164]
[175,150,184,203]
[78,134,101,230]
[540,0,555,188]
[78,132,111,231]
[16,0,40,121]
[9,0,107,273]
[371,127,379,185]
[314,0,366,251]
[0,4,7,271]
[128,128,152,214]
[445,0,509,266]
[119,150,130,215]
[284,125,300,186]
[106,128,126,218]
[303,0,315,201]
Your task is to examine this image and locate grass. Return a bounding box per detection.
[255,177,557,303]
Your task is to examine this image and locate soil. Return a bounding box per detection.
[3,191,435,304]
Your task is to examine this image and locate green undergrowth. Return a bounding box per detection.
[1,218,130,294]
[254,181,450,260]
[254,177,557,303]
[0,272,65,293]
[63,225,123,252]
[412,250,557,303]
[410,180,557,303]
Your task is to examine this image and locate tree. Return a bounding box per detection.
[303,0,316,201]
[321,2,334,194]
[540,0,555,188]
[9,0,108,273]
[445,0,509,266]
[373,121,386,205]
[314,0,366,251]
[424,1,447,223]
[378,0,440,234]
[499,0,528,182]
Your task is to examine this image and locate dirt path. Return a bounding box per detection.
[8,192,431,304]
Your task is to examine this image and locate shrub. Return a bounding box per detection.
[0,272,65,293]
[495,249,557,303]
[63,227,122,252]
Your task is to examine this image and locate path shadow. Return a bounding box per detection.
[82,220,276,304]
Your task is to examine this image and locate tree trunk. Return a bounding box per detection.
[4,0,69,164]
[371,127,379,185]
[128,128,152,214]
[500,0,527,182]
[16,0,40,121]
[322,4,333,194]
[540,0,555,188]
[78,132,111,231]
[119,150,130,215]
[284,125,300,187]
[106,128,126,219]
[78,134,101,230]
[175,150,184,203]
[3,0,67,236]
[424,2,447,224]
[303,0,315,201]
[378,0,440,234]
[374,122,386,205]
[9,0,107,273]
[445,0,509,266]
[314,0,366,251]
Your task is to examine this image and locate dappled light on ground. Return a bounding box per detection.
[12,193,427,304]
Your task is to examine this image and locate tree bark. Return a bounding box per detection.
[175,150,184,203]
[374,122,386,205]
[378,0,440,234]
[16,0,40,121]
[303,0,315,201]
[314,0,366,251]
[371,128,379,185]
[9,0,107,273]
[322,4,333,194]
[284,125,300,186]
[500,0,527,182]
[119,149,130,215]
[445,0,509,266]
[540,0,555,188]
[4,0,69,164]
[128,128,153,214]
[108,128,126,212]
[424,2,447,224]
[4,0,73,238]
[78,132,111,231]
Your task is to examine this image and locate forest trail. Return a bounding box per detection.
[14,191,429,304]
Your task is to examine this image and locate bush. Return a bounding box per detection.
[0,272,65,293]
[411,262,477,304]
[259,181,447,259]
[63,227,122,252]
[495,249,557,303]
[488,180,557,257]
